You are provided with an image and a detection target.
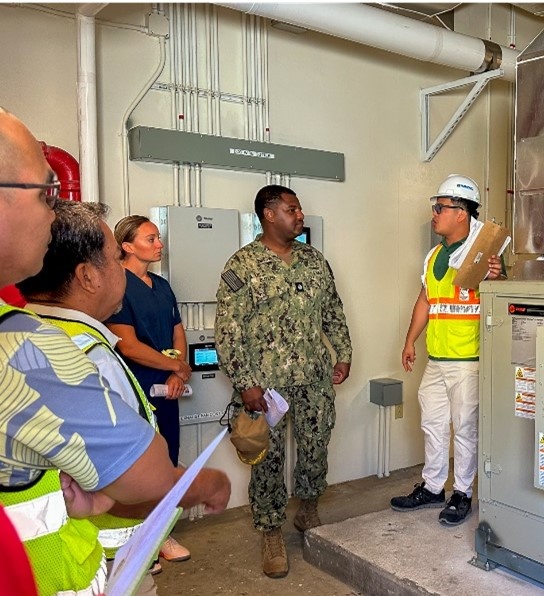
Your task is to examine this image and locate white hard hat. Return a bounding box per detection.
[430,174,481,206]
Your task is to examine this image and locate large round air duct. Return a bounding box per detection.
[218,3,518,82]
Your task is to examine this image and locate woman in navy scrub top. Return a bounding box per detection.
[107,215,192,564]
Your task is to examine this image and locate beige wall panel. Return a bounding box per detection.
[0,5,78,155]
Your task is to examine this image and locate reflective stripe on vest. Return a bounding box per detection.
[4,487,67,541]
[98,522,144,549]
[424,245,480,359]
[428,302,480,317]
[1,469,105,596]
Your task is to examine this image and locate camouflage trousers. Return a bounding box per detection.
[234,381,336,531]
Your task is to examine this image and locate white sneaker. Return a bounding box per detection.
[159,536,191,562]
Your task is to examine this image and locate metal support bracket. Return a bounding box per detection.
[472,521,544,584]
[420,69,504,162]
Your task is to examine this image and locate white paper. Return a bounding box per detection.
[448,217,511,271]
[105,427,228,596]
[150,383,193,397]
[263,389,289,427]
[448,217,484,270]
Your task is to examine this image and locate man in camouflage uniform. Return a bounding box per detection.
[215,185,352,578]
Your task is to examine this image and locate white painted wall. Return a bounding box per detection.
[1,3,543,509]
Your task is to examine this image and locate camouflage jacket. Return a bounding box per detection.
[215,238,352,391]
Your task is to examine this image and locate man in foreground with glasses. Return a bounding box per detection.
[0,108,230,594]
[390,174,504,527]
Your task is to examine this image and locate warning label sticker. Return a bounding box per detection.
[514,366,536,419]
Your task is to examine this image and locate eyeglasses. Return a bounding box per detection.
[0,181,61,209]
[431,203,464,215]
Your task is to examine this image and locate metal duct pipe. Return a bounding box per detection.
[218,3,518,83]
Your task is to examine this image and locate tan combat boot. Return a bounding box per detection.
[262,527,288,578]
[293,498,321,532]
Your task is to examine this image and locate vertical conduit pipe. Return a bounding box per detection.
[183,163,191,207]
[197,303,205,330]
[121,36,166,216]
[262,19,270,143]
[255,16,263,141]
[205,4,214,135]
[190,4,199,133]
[186,303,195,330]
[250,15,257,140]
[483,3,493,221]
[377,406,384,478]
[212,5,221,136]
[195,163,202,208]
[384,407,391,477]
[169,4,180,207]
[182,4,192,132]
[242,14,249,140]
[174,3,184,135]
[76,5,107,202]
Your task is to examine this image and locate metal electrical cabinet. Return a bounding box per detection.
[475,280,544,582]
[150,206,239,303]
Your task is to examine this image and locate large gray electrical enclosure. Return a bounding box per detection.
[475,280,544,583]
[150,206,239,303]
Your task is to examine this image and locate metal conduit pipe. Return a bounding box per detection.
[190,4,199,133]
[121,35,166,216]
[76,4,108,202]
[242,13,249,140]
[217,3,519,83]
[168,4,180,207]
[212,5,221,136]
[205,4,214,135]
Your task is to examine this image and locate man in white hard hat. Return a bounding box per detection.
[390,174,504,526]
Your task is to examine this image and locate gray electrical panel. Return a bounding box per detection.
[129,126,345,181]
[150,206,239,303]
[475,280,544,583]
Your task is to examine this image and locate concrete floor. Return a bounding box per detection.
[153,464,544,595]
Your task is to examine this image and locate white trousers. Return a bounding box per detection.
[418,359,479,497]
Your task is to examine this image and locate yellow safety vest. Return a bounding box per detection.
[42,315,157,559]
[424,245,480,360]
[0,304,106,595]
